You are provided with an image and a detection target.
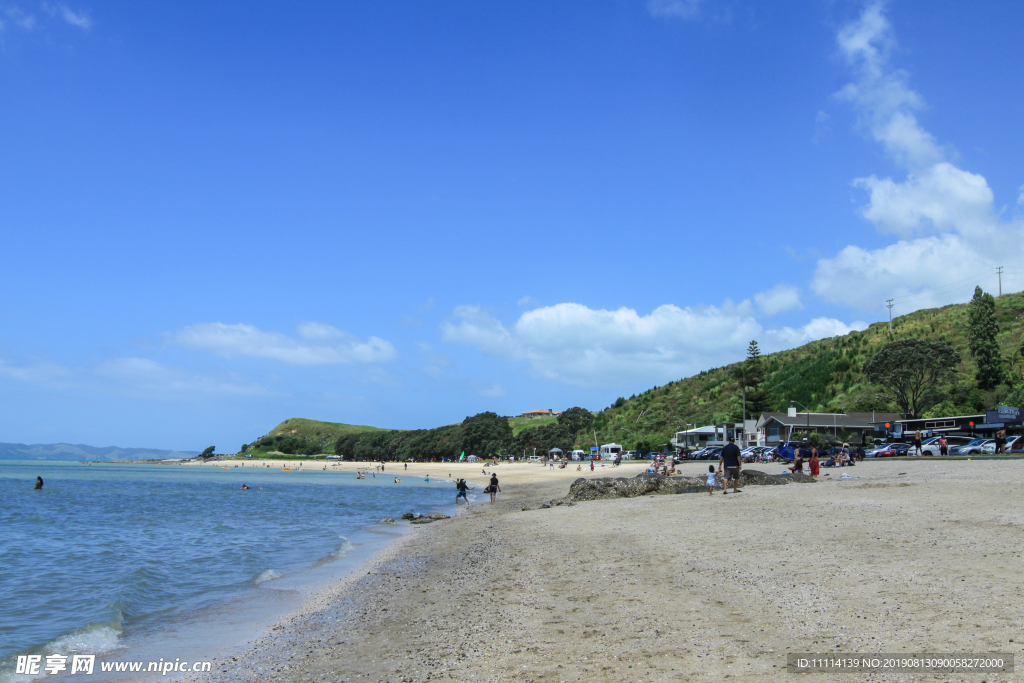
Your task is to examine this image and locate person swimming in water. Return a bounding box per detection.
[424,475,429,482]
[34,476,43,490]
[240,484,250,490]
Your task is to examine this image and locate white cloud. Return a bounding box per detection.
[812,2,1024,311]
[95,358,267,396]
[764,318,868,352]
[442,302,860,388]
[479,383,507,399]
[754,284,802,316]
[647,0,701,20]
[42,2,91,29]
[2,5,37,30]
[0,356,267,397]
[171,322,397,366]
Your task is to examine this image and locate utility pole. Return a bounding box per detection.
[886,299,894,334]
[997,266,1003,296]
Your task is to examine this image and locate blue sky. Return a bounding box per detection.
[2,0,1023,450]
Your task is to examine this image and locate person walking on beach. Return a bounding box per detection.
[706,465,716,496]
[718,437,742,494]
[789,446,804,475]
[589,460,594,472]
[995,429,1007,454]
[455,478,473,504]
[34,476,43,490]
[488,473,500,504]
[913,429,923,456]
[808,449,820,478]
[939,435,948,456]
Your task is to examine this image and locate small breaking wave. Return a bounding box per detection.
[0,618,122,683]
[253,569,282,585]
[312,537,355,567]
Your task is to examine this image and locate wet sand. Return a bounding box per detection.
[184,459,1024,683]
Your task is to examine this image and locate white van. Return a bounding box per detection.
[571,450,587,460]
[599,443,623,460]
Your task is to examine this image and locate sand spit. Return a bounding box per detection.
[183,459,1024,683]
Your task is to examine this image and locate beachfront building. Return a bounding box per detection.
[671,425,720,451]
[521,409,559,417]
[755,408,901,446]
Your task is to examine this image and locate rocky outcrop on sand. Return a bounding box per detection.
[409,514,451,525]
[556,470,814,504]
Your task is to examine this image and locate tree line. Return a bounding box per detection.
[243,408,596,460]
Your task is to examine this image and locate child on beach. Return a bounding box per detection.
[706,465,716,495]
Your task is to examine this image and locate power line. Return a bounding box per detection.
[889,270,991,302]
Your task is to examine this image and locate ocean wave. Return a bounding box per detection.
[312,537,355,568]
[253,569,282,585]
[0,619,123,683]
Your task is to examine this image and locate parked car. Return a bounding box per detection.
[775,441,811,462]
[982,435,1020,453]
[875,443,911,457]
[919,435,973,455]
[950,438,993,455]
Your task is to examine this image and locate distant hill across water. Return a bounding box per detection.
[0,442,200,461]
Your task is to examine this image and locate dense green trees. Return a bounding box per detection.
[199,446,215,458]
[862,339,961,418]
[325,412,511,461]
[557,407,593,439]
[968,286,1002,390]
[511,422,574,457]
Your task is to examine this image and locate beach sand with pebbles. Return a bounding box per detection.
[184,458,1024,683]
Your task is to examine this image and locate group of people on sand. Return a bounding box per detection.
[789,442,860,477]
[455,472,501,504]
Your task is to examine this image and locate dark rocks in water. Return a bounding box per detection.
[401,512,416,520]
[409,513,450,525]
[380,517,396,524]
[559,469,814,503]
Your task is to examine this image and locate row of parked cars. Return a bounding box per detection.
[684,445,777,462]
[864,435,1023,457]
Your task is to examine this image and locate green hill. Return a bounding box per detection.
[584,289,1024,451]
[244,418,387,455]
[243,289,1024,459]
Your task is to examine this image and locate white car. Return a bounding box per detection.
[982,435,1020,454]
[919,435,973,455]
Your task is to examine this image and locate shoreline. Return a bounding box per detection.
[181,458,1024,683]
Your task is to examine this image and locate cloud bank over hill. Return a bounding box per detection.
[812,2,1024,312]
[443,302,865,388]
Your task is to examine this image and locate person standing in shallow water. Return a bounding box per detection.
[488,473,500,504]
[34,476,43,490]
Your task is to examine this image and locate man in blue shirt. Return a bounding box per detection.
[718,437,742,494]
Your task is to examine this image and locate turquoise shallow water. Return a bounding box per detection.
[0,460,452,670]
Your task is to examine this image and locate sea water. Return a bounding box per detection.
[0,460,454,678]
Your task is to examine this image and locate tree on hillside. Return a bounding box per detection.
[557,407,593,440]
[968,286,1002,390]
[199,446,215,459]
[862,339,961,418]
[512,422,574,457]
[734,340,771,419]
[459,412,513,456]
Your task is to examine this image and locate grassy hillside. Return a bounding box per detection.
[507,414,558,436]
[584,290,1024,451]
[246,418,388,454]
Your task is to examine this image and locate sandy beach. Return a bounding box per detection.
[181,458,1024,682]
